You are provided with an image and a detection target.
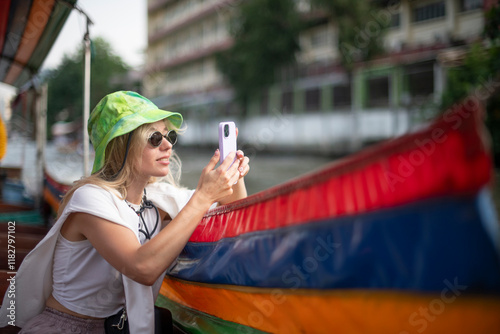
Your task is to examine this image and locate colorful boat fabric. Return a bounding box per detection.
[170,192,500,291]
[0,0,75,87]
[158,98,500,333]
[158,277,500,333]
[0,115,6,159]
[43,171,71,213]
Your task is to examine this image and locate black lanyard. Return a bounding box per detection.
[126,190,159,241]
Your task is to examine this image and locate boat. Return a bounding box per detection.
[155,97,500,333]
[29,95,500,333]
[43,170,72,215]
[0,0,76,225]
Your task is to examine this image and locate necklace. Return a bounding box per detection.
[125,189,159,241]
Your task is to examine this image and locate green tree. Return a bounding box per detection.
[440,5,500,164]
[216,0,303,108]
[216,0,386,110]
[311,0,386,68]
[46,37,130,133]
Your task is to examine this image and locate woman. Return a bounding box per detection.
[0,91,250,333]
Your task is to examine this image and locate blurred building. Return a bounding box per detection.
[145,0,232,108]
[144,0,492,153]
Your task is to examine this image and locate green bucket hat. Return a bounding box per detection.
[88,91,183,174]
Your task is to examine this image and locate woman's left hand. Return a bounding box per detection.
[234,128,250,181]
[217,149,249,205]
[216,125,250,205]
[235,150,250,180]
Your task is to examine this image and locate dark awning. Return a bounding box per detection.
[0,0,76,88]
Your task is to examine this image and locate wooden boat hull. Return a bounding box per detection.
[158,98,500,333]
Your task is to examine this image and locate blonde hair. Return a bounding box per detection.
[57,119,183,217]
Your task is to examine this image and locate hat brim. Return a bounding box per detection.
[91,110,182,174]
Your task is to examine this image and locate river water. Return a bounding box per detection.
[1,140,335,198]
[177,147,335,196]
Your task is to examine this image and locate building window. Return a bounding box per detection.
[391,13,401,28]
[413,1,446,22]
[367,76,389,108]
[460,0,483,11]
[305,88,321,111]
[332,84,351,108]
[406,62,434,101]
[281,90,293,113]
[310,28,329,48]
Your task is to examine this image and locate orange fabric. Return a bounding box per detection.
[0,116,6,159]
[160,276,500,333]
[4,0,55,84]
[43,186,60,212]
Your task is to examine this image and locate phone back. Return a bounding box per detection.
[219,122,237,165]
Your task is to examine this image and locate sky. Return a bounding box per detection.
[42,0,148,70]
[1,1,148,117]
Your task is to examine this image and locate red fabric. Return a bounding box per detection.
[0,0,11,53]
[44,171,72,194]
[190,98,492,243]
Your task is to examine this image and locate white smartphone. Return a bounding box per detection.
[218,121,237,166]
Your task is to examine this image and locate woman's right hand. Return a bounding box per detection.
[195,149,241,204]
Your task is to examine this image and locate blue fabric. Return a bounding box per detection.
[168,194,500,293]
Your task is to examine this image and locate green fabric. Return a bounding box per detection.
[88,91,182,173]
[155,294,267,334]
[0,211,43,224]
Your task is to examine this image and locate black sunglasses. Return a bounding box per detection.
[148,130,177,147]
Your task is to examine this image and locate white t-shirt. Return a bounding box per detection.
[52,234,126,317]
[0,181,195,333]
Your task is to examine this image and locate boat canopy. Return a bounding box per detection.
[0,0,76,88]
